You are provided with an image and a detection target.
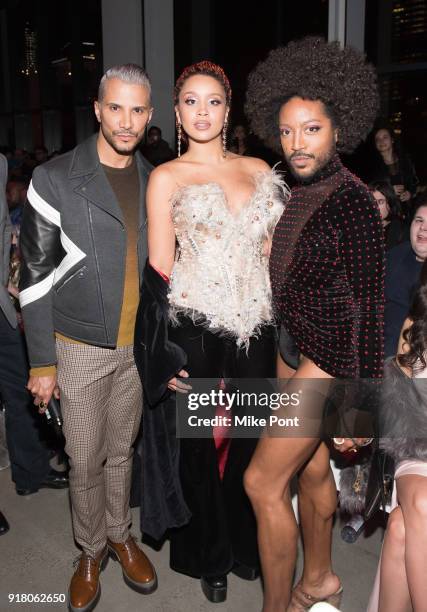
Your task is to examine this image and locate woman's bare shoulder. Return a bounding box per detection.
[233,155,271,174]
[147,165,182,211]
[149,160,178,181]
[148,160,187,193]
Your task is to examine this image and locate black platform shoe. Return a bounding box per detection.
[201,575,227,603]
[231,562,260,581]
[0,510,9,535]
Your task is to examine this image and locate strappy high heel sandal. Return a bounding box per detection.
[288,581,343,611]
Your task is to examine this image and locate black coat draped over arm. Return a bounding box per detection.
[134,260,191,540]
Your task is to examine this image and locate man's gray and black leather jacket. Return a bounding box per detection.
[19,134,152,368]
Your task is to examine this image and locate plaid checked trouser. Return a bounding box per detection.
[56,339,142,557]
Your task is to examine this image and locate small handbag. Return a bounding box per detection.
[339,442,394,519]
[364,446,394,520]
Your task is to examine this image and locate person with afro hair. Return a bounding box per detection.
[243,37,385,611]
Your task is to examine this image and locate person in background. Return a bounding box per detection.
[384,196,427,358]
[230,123,250,156]
[368,261,427,611]
[370,121,419,220]
[369,179,408,250]
[7,148,25,174]
[6,176,28,229]
[0,151,12,538]
[141,125,174,166]
[6,177,28,304]
[1,148,68,532]
[34,146,49,166]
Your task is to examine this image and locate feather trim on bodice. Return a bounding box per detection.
[168,169,288,348]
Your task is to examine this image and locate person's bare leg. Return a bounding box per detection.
[244,357,333,612]
[293,442,340,605]
[397,474,427,610]
[245,435,320,612]
[378,506,411,612]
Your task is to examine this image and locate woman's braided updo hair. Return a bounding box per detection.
[174,61,232,106]
[245,37,379,154]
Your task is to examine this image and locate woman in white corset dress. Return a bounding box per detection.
[368,260,427,611]
[146,61,286,603]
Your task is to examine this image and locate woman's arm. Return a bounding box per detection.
[146,165,177,278]
[145,165,190,391]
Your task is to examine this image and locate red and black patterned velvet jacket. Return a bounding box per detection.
[270,155,384,379]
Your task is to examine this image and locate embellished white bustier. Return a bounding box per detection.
[168,169,287,347]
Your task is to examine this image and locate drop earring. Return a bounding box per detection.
[177,123,182,158]
[222,119,228,158]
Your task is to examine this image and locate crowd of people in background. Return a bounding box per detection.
[0,36,426,612]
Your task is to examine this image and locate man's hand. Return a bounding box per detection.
[167,369,191,394]
[27,375,60,413]
[7,281,19,299]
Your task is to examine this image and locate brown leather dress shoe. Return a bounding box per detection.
[107,535,157,594]
[68,548,108,612]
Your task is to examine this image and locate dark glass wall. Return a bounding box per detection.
[365,0,427,183]
[0,0,103,152]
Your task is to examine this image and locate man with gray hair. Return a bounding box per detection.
[19,64,157,611]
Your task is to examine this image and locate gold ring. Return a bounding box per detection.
[39,401,46,409]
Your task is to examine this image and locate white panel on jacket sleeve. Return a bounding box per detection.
[19,270,56,307]
[19,181,86,307]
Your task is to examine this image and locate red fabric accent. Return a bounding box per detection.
[213,379,232,480]
[149,262,170,283]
